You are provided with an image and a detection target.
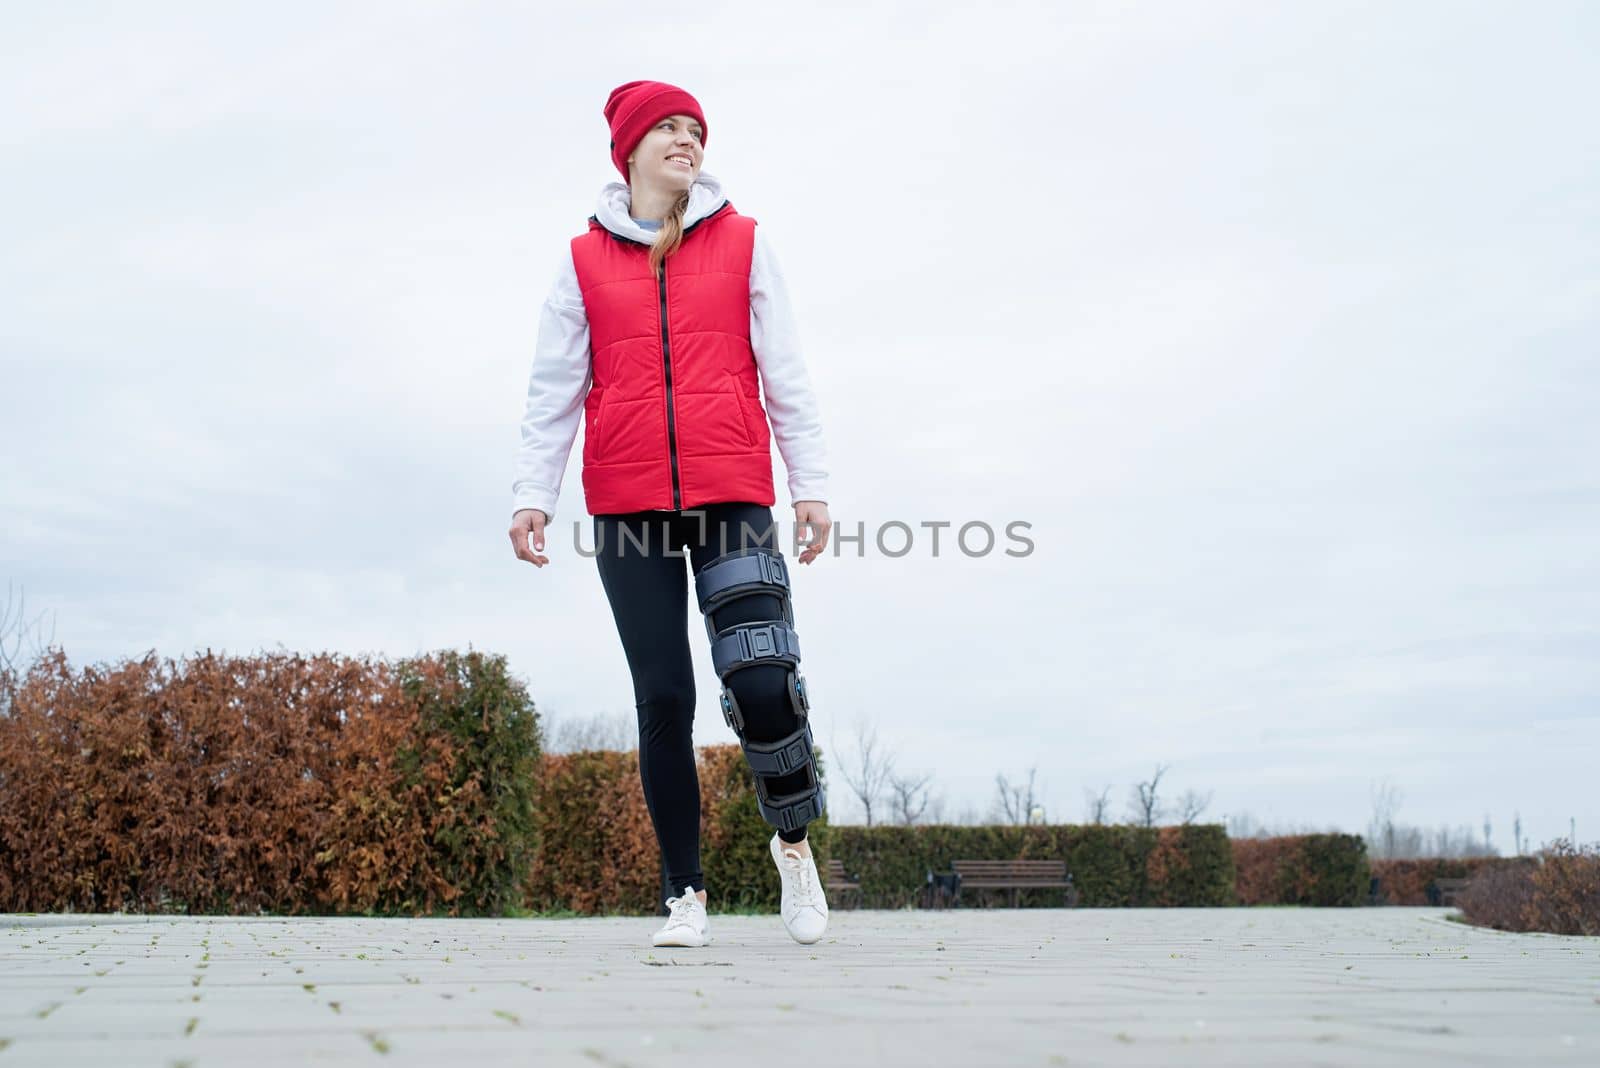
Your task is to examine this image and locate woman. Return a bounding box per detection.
[508,80,834,948]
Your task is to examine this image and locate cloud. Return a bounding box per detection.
[3,2,1596,847]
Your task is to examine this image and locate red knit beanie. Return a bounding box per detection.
[603,80,708,184]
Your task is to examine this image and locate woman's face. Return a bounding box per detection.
[628,113,704,192]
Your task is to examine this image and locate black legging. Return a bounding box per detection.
[593,501,813,910]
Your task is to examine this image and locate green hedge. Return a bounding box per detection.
[381,649,542,916]
[825,823,1236,908]
[1233,834,1370,906]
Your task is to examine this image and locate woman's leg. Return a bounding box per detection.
[593,511,704,910]
[688,502,816,845]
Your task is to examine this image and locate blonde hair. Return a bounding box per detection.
[648,188,691,276]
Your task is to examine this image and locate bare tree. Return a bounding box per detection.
[1429,823,1498,859]
[993,765,1040,826]
[831,718,896,827]
[542,706,635,753]
[1126,763,1169,827]
[1176,788,1213,825]
[885,768,934,826]
[1386,823,1424,858]
[1083,785,1112,825]
[1,581,57,673]
[1358,814,1502,860]
[1367,778,1403,860]
[1227,810,1266,839]
[1513,811,1524,856]
[1483,812,1493,853]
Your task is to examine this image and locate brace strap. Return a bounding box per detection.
[742,720,816,778]
[695,549,791,615]
[709,621,801,678]
[756,775,826,833]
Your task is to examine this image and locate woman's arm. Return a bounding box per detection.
[512,248,592,523]
[750,225,831,508]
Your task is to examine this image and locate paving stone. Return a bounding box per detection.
[0,908,1595,1066]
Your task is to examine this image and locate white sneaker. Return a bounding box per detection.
[651,885,711,948]
[770,832,829,944]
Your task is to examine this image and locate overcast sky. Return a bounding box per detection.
[3,2,1596,850]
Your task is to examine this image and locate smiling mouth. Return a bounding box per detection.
[666,155,693,168]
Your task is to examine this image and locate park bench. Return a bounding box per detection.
[1426,876,1473,907]
[823,858,861,909]
[948,860,1077,909]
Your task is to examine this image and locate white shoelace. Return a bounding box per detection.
[780,849,820,904]
[663,893,702,929]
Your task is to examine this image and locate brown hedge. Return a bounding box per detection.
[0,647,540,917]
[1232,834,1369,906]
[1455,840,1600,935]
[1370,856,1538,906]
[0,644,832,918]
[525,749,658,914]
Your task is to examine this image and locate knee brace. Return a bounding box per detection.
[693,546,825,834]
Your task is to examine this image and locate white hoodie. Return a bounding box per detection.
[511,171,831,522]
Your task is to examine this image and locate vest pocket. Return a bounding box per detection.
[589,397,609,460]
[731,385,758,448]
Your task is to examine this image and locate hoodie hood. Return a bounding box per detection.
[592,170,729,245]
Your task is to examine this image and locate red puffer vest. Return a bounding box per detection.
[570,200,775,516]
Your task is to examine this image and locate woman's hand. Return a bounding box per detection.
[510,508,550,567]
[793,500,831,565]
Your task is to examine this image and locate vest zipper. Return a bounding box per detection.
[658,259,683,510]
